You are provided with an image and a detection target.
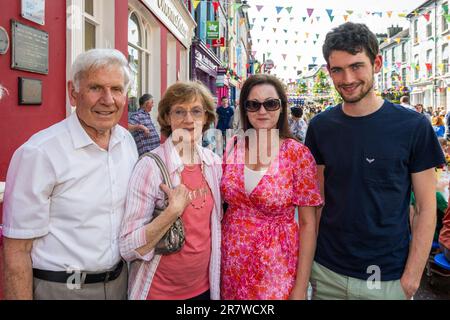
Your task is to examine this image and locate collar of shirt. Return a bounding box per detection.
[162,137,218,175]
[68,112,127,150]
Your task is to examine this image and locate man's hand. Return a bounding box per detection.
[400,275,420,300]
[140,125,150,137]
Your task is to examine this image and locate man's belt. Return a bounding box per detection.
[32,260,124,284]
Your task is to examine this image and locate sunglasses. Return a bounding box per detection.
[244,99,282,112]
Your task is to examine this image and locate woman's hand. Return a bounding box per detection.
[288,285,307,300]
[160,184,191,217]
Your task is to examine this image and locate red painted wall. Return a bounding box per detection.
[0,1,67,218]
[160,27,168,96]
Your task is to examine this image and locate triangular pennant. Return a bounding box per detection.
[307,8,314,17]
[295,31,299,35]
[261,26,265,31]
[282,54,287,60]
[313,41,317,45]
[276,6,284,15]
[286,6,293,14]
[273,28,277,33]
[346,10,354,15]
[252,18,256,23]
[284,66,287,71]
[193,0,200,10]
[257,39,260,43]
[283,29,288,33]
[343,15,349,22]
[302,17,307,22]
[387,11,393,18]
[297,55,302,62]
[263,17,268,22]
[398,13,407,18]
[326,9,333,18]
[423,12,431,22]
[330,16,335,22]
[316,16,321,22]
[266,39,270,44]
[277,18,282,23]
[256,5,264,12]
[395,38,401,44]
[443,3,449,14]
[267,52,271,58]
[316,34,320,39]
[229,18,233,25]
[275,40,278,44]
[294,40,298,44]
[305,32,309,38]
[285,40,288,45]
[312,57,317,64]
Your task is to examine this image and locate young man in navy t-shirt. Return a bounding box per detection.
[305,22,445,300]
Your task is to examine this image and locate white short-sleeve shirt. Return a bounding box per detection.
[3,112,138,272]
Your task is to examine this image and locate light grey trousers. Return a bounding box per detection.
[33,263,128,300]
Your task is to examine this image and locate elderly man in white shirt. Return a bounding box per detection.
[2,49,138,300]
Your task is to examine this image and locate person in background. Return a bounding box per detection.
[232,100,242,134]
[414,104,431,122]
[128,94,160,156]
[432,111,445,138]
[400,96,415,111]
[119,81,222,300]
[288,107,308,143]
[216,97,234,137]
[2,49,138,300]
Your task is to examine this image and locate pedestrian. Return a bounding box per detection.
[119,81,223,300]
[400,96,415,111]
[288,106,308,143]
[305,22,445,300]
[2,49,138,300]
[216,96,234,137]
[221,74,323,300]
[128,93,160,156]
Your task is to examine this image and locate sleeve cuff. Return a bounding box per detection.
[1,226,49,239]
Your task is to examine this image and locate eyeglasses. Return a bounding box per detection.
[170,107,206,120]
[244,99,282,112]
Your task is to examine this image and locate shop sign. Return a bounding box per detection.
[195,50,217,71]
[212,37,225,47]
[206,21,219,39]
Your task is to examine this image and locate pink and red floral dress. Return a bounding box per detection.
[221,139,323,300]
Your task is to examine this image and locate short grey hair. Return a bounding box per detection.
[70,49,132,92]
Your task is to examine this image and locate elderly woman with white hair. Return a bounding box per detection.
[3,49,138,300]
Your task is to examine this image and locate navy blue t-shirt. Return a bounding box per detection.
[305,100,445,281]
[216,106,234,134]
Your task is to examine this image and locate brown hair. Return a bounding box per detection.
[158,81,216,138]
[239,74,293,140]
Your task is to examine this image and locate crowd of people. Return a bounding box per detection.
[2,22,450,301]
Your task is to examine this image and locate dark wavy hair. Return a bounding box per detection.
[323,22,379,65]
[239,74,293,140]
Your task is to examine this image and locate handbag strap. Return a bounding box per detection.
[139,152,173,189]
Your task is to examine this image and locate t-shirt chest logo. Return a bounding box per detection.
[366,158,375,164]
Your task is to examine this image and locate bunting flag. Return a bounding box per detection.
[257,39,260,43]
[425,63,432,71]
[396,62,402,69]
[273,28,277,33]
[285,40,288,44]
[263,18,268,22]
[282,54,287,60]
[276,6,284,15]
[307,8,314,17]
[267,52,271,58]
[316,16,321,22]
[398,13,407,18]
[193,0,200,10]
[277,17,282,23]
[446,15,450,23]
[220,47,226,54]
[240,18,245,26]
[346,10,354,15]
[283,29,288,33]
[212,1,220,13]
[316,34,320,39]
[261,26,265,31]
[275,40,278,44]
[372,12,382,17]
[286,7,293,14]
[312,57,317,64]
[295,31,299,35]
[256,5,264,12]
[357,13,363,19]
[302,17,307,22]
[387,11,393,18]
[290,17,294,21]
[229,18,233,25]
[297,55,302,62]
[252,18,256,23]
[305,32,309,38]
[326,9,333,19]
[284,66,287,71]
[423,12,431,22]
[266,39,269,44]
[313,41,317,45]
[294,40,298,44]
[444,3,449,14]
[330,16,335,22]
[395,38,401,44]
[343,15,349,22]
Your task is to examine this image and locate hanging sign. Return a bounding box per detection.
[206,21,220,39]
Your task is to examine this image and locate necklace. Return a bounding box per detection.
[180,165,208,210]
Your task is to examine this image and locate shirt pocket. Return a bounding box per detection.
[362,152,401,186]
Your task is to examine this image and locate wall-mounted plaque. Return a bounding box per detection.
[11,20,49,75]
[21,0,45,26]
[19,77,42,105]
[0,27,9,54]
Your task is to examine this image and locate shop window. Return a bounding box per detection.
[443,44,449,74]
[83,0,99,51]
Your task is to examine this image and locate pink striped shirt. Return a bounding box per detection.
[119,139,223,300]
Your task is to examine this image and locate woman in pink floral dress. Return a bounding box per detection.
[221,75,323,300]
